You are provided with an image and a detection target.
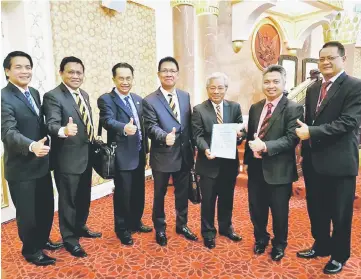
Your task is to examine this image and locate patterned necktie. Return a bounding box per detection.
[258,103,273,139]
[216,104,223,124]
[316,81,332,113]
[168,94,178,119]
[124,96,141,151]
[24,91,38,115]
[74,92,94,141]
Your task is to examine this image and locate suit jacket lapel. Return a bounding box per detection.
[110,89,132,118]
[176,89,185,126]
[253,99,265,134]
[29,88,41,110]
[130,93,142,119]
[263,96,287,138]
[315,73,347,119]
[310,81,322,122]
[79,89,93,124]
[8,83,38,116]
[60,83,84,124]
[156,88,179,123]
[205,99,217,124]
[223,100,230,123]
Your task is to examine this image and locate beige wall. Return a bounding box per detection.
[50,1,157,185]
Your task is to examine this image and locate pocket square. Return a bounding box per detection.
[137,101,140,105]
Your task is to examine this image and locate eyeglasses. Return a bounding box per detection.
[159,69,178,75]
[208,86,226,92]
[319,56,341,63]
[66,70,84,77]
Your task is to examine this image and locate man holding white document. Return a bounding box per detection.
[244,65,303,261]
[192,72,244,249]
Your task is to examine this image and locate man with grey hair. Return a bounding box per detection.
[192,72,244,249]
[244,65,303,261]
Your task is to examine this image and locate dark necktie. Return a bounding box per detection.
[74,92,94,141]
[258,103,273,139]
[24,91,38,115]
[124,96,141,151]
[316,81,332,113]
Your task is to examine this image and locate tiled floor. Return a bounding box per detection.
[2,178,361,279]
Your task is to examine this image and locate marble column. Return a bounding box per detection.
[195,0,219,105]
[171,0,195,104]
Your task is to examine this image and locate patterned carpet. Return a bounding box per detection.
[2,179,361,279]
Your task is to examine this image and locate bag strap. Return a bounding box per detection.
[98,118,102,137]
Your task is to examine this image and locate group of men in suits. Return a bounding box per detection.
[2,40,360,275]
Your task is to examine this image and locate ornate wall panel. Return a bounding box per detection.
[50,1,156,185]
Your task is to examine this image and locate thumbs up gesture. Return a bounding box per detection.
[249,133,266,152]
[32,137,50,157]
[124,117,137,135]
[166,127,176,146]
[295,119,310,140]
[64,117,78,137]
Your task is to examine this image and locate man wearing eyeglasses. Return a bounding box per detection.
[296,41,361,275]
[143,56,198,246]
[192,72,244,249]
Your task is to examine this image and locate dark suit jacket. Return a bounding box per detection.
[143,88,194,172]
[43,83,93,174]
[244,95,303,185]
[1,82,49,181]
[301,72,361,176]
[97,89,148,171]
[192,99,243,179]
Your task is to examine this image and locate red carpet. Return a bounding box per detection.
[2,179,361,279]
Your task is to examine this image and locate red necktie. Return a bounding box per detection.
[316,81,332,113]
[258,103,273,139]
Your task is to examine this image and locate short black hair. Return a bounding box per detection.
[59,56,85,72]
[112,62,134,77]
[321,41,345,57]
[263,64,286,80]
[3,51,33,80]
[158,56,179,72]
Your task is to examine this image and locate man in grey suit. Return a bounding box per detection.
[143,56,198,246]
[1,51,62,266]
[192,72,244,249]
[244,65,303,261]
[43,56,101,258]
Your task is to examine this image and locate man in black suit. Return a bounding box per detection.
[98,63,152,246]
[143,57,198,246]
[1,51,62,266]
[43,57,101,258]
[192,72,244,249]
[296,41,361,274]
[244,65,303,261]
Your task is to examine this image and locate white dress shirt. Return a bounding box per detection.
[210,100,224,120]
[160,86,181,123]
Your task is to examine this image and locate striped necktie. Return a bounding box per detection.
[258,103,273,139]
[168,94,178,119]
[24,90,38,115]
[216,105,223,124]
[74,92,94,141]
[124,96,142,151]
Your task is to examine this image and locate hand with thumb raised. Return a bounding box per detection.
[124,117,137,136]
[166,127,176,146]
[32,137,50,157]
[65,116,78,137]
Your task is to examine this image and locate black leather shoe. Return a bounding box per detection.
[254,242,268,254]
[323,260,343,274]
[297,248,330,259]
[64,243,87,258]
[156,232,167,246]
[132,223,153,233]
[117,231,134,246]
[26,252,56,266]
[176,226,198,241]
[271,247,285,261]
[78,227,102,238]
[204,238,216,249]
[43,240,64,251]
[220,231,242,242]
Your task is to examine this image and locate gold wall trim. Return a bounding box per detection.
[196,6,219,16]
[317,0,344,11]
[171,0,195,8]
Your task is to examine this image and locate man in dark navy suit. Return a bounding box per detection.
[143,57,198,246]
[1,51,62,266]
[98,63,152,246]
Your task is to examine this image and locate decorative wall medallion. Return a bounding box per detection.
[252,23,281,70]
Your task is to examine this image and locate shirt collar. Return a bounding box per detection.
[210,100,223,109]
[160,86,176,98]
[10,81,29,94]
[114,87,130,100]
[265,93,283,108]
[323,70,345,84]
[63,82,80,95]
